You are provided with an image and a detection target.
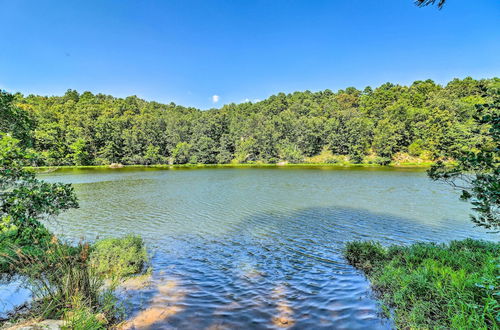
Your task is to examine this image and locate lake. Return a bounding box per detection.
[31,167,495,328]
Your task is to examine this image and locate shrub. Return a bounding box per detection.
[0,222,52,273]
[89,235,147,279]
[344,239,500,329]
[363,154,391,165]
[4,238,119,322]
[304,147,350,164]
[344,241,387,273]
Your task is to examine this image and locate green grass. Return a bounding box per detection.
[26,161,434,172]
[344,239,500,329]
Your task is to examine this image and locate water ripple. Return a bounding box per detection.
[38,167,498,329]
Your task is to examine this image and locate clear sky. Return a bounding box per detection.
[1,0,499,109]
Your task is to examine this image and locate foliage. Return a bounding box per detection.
[0,107,146,327]
[172,142,192,164]
[408,139,425,157]
[2,234,145,327]
[5,77,496,167]
[363,154,391,166]
[305,147,350,164]
[0,134,78,271]
[345,239,500,329]
[428,83,499,230]
[0,91,33,147]
[68,138,92,166]
[278,142,303,163]
[344,241,387,273]
[4,238,120,325]
[89,235,148,279]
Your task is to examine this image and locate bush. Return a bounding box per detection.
[363,154,392,165]
[304,147,350,164]
[2,235,145,326]
[4,238,118,322]
[344,239,500,329]
[344,241,387,273]
[0,222,52,273]
[89,235,147,279]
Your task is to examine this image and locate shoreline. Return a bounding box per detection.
[26,162,435,171]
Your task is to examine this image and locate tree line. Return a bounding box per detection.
[2,77,498,166]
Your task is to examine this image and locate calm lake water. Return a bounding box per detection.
[17,167,497,328]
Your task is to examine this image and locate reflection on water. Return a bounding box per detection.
[120,278,186,329]
[0,276,32,320]
[272,284,295,328]
[32,167,495,329]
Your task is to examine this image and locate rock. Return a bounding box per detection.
[4,319,64,330]
[109,163,124,168]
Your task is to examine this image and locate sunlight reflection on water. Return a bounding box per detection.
[25,167,496,328]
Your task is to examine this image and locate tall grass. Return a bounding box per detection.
[345,239,500,329]
[2,237,121,327]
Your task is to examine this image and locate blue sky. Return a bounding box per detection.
[1,0,499,109]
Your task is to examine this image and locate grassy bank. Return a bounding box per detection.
[26,161,435,172]
[344,239,500,329]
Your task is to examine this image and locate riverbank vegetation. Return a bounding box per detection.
[5,77,498,167]
[0,134,149,328]
[3,235,148,329]
[344,239,500,329]
[26,161,434,174]
[90,235,148,280]
[344,80,499,328]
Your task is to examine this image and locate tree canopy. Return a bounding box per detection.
[429,82,499,230]
[4,77,497,167]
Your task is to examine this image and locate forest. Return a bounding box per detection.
[4,77,499,166]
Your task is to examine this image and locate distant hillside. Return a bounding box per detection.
[7,77,499,166]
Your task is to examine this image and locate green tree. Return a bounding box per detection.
[234,137,258,163]
[68,138,92,166]
[8,77,498,167]
[278,142,303,163]
[143,144,165,165]
[428,85,499,230]
[172,142,191,164]
[0,134,78,269]
[193,137,218,164]
[0,91,33,147]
